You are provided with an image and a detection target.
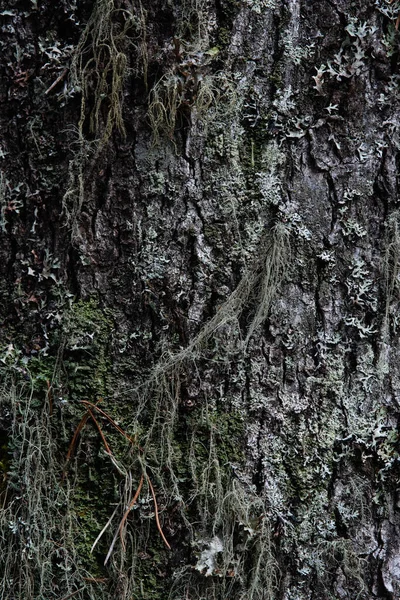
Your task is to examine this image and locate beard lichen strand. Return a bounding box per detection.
[147,72,182,146]
[245,221,291,345]
[0,228,289,597]
[146,0,237,145]
[166,478,279,600]
[63,0,147,242]
[130,222,291,473]
[173,0,211,51]
[0,380,97,600]
[119,223,290,598]
[141,221,290,381]
[0,375,153,600]
[69,0,141,146]
[61,135,90,243]
[147,70,237,146]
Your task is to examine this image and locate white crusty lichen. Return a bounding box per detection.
[243,0,278,14]
[195,536,224,576]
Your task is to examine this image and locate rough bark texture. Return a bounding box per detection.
[1,0,400,599]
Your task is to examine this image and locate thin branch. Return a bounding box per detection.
[81,400,136,444]
[104,474,144,564]
[45,68,68,95]
[91,505,119,554]
[65,411,90,463]
[65,399,104,466]
[147,474,171,550]
[87,408,112,455]
[104,520,122,565]
[118,474,144,550]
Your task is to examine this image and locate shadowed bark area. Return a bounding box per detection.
[1,0,400,599]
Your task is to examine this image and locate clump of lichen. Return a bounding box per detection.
[70,0,146,146]
[63,0,147,240]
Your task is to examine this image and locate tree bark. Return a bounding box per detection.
[1,0,400,599]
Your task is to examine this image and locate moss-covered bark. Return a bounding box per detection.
[1,0,400,598]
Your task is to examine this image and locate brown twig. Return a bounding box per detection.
[65,411,90,464]
[118,474,144,550]
[146,474,171,550]
[45,68,68,95]
[80,400,136,445]
[65,398,105,465]
[66,402,171,559]
[87,408,112,455]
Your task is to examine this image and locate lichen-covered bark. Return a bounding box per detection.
[1,0,400,598]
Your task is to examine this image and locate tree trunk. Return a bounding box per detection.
[1,0,400,598]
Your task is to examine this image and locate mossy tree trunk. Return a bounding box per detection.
[1,0,400,598]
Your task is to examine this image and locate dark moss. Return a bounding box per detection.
[215,0,240,50]
[62,298,113,402]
